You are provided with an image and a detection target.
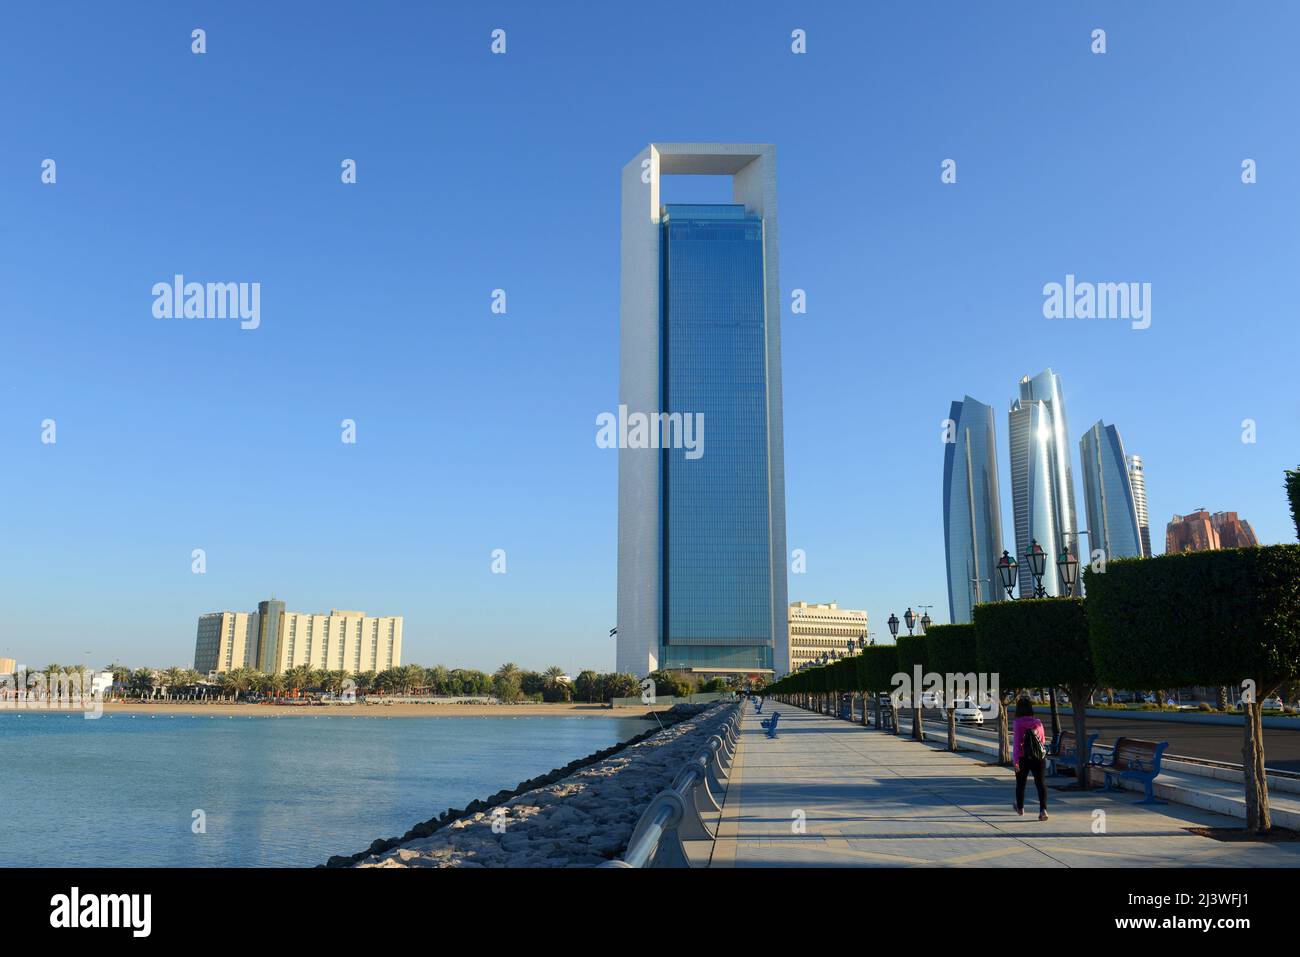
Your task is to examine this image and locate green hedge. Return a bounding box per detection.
[1086,546,1300,694]
[973,597,1094,690]
[894,634,927,675]
[925,623,978,676]
[857,645,899,693]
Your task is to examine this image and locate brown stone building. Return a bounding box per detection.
[1165,509,1258,553]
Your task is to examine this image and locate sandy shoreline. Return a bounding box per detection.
[89,701,664,719]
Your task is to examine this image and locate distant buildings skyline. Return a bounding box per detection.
[945,370,1167,617]
[787,602,868,672]
[616,144,788,678]
[194,600,403,675]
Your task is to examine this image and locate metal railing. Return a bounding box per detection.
[601,700,744,868]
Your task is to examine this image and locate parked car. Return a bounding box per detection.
[952,698,985,725]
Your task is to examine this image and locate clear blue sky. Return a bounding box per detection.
[2,2,1296,673]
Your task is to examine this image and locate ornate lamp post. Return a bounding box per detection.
[886,613,900,734]
[997,550,1019,599]
[903,608,916,636]
[1026,539,1048,598]
[920,611,932,634]
[1057,546,1080,597]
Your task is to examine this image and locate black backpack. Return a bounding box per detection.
[1023,725,1046,762]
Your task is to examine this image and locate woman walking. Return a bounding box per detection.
[1012,696,1049,820]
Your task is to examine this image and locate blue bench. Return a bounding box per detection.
[1047,730,1099,778]
[761,711,781,738]
[1093,737,1168,804]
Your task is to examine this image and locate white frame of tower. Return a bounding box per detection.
[616,143,788,677]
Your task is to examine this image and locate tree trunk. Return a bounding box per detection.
[912,700,924,741]
[860,692,868,726]
[1218,686,1230,711]
[996,698,1010,765]
[946,707,957,751]
[1242,700,1271,833]
[1048,688,1061,737]
[1068,683,1092,789]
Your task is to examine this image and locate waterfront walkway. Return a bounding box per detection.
[708,705,1300,867]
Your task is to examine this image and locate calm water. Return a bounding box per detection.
[0,711,649,867]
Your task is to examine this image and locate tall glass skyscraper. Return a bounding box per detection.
[1080,422,1144,563]
[1007,369,1079,597]
[942,397,1004,623]
[1126,454,1153,557]
[617,144,787,678]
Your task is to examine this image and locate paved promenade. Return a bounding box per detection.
[709,705,1300,867]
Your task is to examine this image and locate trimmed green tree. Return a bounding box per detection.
[857,645,902,731]
[1087,546,1300,831]
[894,634,928,741]
[926,623,979,751]
[975,597,1096,783]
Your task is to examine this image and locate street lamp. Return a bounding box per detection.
[903,608,916,636]
[1027,539,1048,598]
[887,613,899,640]
[997,550,1019,599]
[920,612,932,634]
[1057,546,1080,597]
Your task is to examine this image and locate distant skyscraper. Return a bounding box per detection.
[943,396,1004,622]
[1007,369,1079,597]
[617,144,787,678]
[1079,421,1143,563]
[1126,454,1152,557]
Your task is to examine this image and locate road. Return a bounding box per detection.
[892,708,1300,773]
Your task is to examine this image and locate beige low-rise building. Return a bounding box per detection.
[0,657,16,675]
[194,599,402,675]
[788,602,868,672]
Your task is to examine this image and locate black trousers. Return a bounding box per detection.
[1015,757,1047,811]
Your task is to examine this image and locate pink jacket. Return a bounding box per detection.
[1012,716,1046,765]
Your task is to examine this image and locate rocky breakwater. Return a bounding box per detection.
[346,701,735,868]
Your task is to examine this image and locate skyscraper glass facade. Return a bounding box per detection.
[942,397,1004,623]
[1008,369,1078,597]
[659,204,772,672]
[1080,422,1143,562]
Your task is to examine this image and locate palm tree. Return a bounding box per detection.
[495,662,521,683]
[265,672,287,698]
[426,665,449,695]
[163,667,186,700]
[130,668,158,699]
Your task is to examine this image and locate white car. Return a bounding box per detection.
[952,698,985,725]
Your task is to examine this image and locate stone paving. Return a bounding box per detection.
[709,705,1300,868]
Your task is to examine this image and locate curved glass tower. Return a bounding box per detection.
[617,144,787,678]
[1080,421,1143,562]
[1008,369,1079,597]
[942,397,1004,622]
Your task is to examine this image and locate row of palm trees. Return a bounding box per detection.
[25,660,651,704]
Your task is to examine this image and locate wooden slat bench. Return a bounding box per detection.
[1093,737,1169,804]
[1047,730,1099,777]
